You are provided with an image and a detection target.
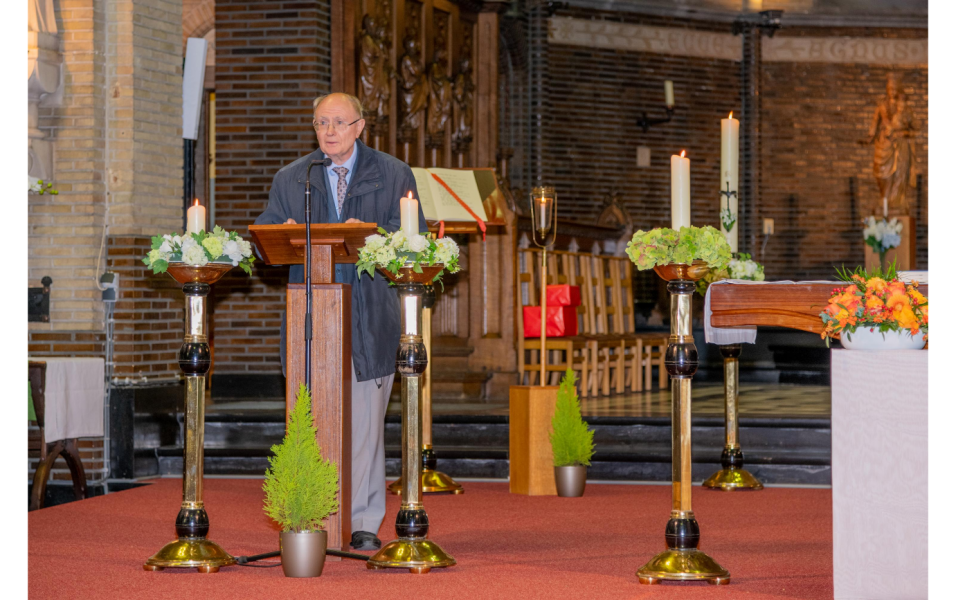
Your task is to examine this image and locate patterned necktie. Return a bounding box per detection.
[332,166,349,216]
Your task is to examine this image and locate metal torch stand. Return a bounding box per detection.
[702,344,764,491]
[145,273,235,573]
[637,276,729,585]
[388,285,463,495]
[368,281,456,574]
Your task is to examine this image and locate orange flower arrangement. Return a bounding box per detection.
[819,265,928,345]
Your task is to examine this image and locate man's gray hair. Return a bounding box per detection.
[312,93,364,118]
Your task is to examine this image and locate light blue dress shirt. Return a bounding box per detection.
[325,143,359,219]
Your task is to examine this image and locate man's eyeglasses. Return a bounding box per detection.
[313,117,362,132]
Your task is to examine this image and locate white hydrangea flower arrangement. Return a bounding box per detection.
[356,227,460,283]
[142,226,255,275]
[862,216,903,253]
[727,254,765,281]
[696,252,765,296]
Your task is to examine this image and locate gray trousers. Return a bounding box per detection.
[350,361,394,535]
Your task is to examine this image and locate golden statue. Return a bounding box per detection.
[358,14,392,130]
[860,73,918,216]
[426,46,453,143]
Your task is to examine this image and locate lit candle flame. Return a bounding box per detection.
[407,191,413,199]
[194,198,199,207]
[680,150,686,158]
[729,111,733,119]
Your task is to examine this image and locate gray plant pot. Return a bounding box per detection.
[280,529,328,577]
[554,465,587,497]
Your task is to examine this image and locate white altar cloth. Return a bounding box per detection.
[30,357,105,443]
[831,349,927,599]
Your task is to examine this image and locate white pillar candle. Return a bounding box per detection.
[664,80,675,108]
[400,191,419,236]
[186,199,205,234]
[670,151,691,230]
[720,112,740,252]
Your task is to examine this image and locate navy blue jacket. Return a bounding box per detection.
[255,139,428,382]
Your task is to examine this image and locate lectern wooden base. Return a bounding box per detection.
[509,386,559,496]
[286,283,352,556]
[250,224,376,558]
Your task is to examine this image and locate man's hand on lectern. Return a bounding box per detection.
[345,218,363,224]
[284,218,296,224]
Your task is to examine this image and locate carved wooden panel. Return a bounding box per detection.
[333,1,517,380]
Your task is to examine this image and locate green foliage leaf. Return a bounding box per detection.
[151,259,168,274]
[263,384,340,532]
[549,369,595,467]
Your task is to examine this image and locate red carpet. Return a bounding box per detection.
[29,478,832,599]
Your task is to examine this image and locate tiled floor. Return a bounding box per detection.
[389,382,831,419]
[209,383,831,420]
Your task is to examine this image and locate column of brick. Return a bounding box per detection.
[212,0,331,380]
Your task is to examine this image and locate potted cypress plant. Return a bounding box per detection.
[263,384,339,577]
[550,369,595,497]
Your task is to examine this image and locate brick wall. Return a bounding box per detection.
[28,1,185,486]
[107,236,184,380]
[31,0,108,333]
[546,33,739,233]
[30,0,183,336]
[759,28,928,278]
[504,6,927,280]
[211,0,332,376]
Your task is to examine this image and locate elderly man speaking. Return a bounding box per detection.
[255,93,427,551]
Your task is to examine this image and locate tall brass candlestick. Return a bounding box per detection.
[530,186,557,386]
[703,345,764,491]
[388,284,463,495]
[369,268,456,574]
[637,262,729,586]
[145,263,236,573]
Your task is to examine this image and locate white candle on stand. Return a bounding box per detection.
[400,191,418,236]
[720,112,740,252]
[186,199,205,234]
[670,151,691,230]
[664,80,675,108]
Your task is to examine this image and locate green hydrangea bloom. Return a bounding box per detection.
[202,236,223,259]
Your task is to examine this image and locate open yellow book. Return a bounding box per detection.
[411,167,489,223]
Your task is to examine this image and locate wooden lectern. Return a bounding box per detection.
[249,222,378,555]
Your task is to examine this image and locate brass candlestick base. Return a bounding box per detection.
[388,446,465,494]
[702,463,764,491]
[369,269,455,574]
[145,263,236,573]
[637,548,730,585]
[143,538,235,573]
[637,264,729,585]
[703,344,763,491]
[366,539,457,574]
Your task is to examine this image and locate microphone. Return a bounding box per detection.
[302,157,330,389]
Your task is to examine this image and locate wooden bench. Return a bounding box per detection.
[28,361,88,511]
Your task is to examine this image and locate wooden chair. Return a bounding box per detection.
[516,248,594,396]
[577,253,625,396]
[29,361,88,511]
[609,256,668,392]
